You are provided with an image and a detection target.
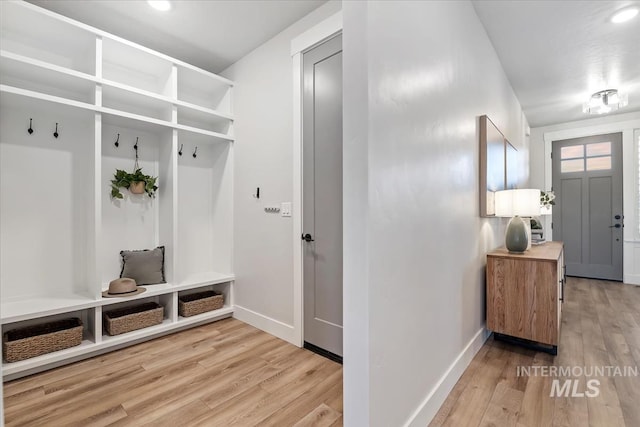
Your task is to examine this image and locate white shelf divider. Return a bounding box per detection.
[176,305,234,325]
[1,339,97,377]
[1,295,98,325]
[1,83,98,112]
[1,85,234,142]
[0,49,98,86]
[1,273,234,325]
[177,272,236,289]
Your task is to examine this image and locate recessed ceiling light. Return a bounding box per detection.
[147,0,171,12]
[611,7,638,23]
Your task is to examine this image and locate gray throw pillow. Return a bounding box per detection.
[120,246,165,285]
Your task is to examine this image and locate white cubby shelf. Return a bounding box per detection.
[1,0,235,380]
[0,273,235,325]
[1,279,235,380]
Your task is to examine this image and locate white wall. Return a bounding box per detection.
[221,1,342,342]
[343,2,370,424]
[0,98,96,300]
[529,111,640,284]
[343,1,529,426]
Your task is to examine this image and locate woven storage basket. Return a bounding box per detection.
[3,318,83,363]
[104,302,163,336]
[179,290,224,317]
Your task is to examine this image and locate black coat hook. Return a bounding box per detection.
[28,118,33,135]
[253,187,260,199]
[114,133,120,148]
[133,137,140,170]
[178,144,183,156]
[53,123,59,138]
[192,146,198,158]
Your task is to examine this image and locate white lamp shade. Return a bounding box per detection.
[494,189,541,217]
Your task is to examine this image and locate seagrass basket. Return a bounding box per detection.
[178,290,224,317]
[3,318,83,362]
[103,302,163,336]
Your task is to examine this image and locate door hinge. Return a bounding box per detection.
[551,151,553,159]
[551,222,554,229]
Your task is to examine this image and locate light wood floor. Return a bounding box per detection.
[3,318,343,426]
[430,277,640,427]
[5,278,638,427]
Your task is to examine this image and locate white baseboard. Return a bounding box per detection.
[403,327,491,427]
[232,305,298,345]
[624,274,640,286]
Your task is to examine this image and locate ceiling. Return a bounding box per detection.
[26,1,639,128]
[27,0,326,74]
[473,0,640,127]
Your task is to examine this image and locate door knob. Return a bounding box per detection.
[609,224,621,228]
[302,233,315,242]
[614,214,621,220]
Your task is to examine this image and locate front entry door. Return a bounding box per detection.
[552,133,623,280]
[302,34,343,358]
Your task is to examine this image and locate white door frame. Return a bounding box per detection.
[543,117,640,284]
[291,11,342,346]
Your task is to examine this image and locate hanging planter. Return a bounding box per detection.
[128,180,146,195]
[110,139,158,199]
[110,168,158,199]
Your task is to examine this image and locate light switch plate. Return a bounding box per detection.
[281,202,291,217]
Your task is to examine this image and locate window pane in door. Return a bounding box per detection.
[586,156,611,171]
[561,145,584,159]
[586,142,611,157]
[561,158,584,173]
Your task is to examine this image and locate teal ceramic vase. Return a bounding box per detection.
[505,216,528,253]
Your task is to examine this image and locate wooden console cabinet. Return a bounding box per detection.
[486,241,565,354]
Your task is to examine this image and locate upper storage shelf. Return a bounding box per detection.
[177,64,233,115]
[0,51,97,104]
[102,38,174,97]
[0,1,234,142]
[0,1,96,75]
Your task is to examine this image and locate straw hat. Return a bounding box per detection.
[102,278,146,298]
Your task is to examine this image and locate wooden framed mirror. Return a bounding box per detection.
[479,115,517,217]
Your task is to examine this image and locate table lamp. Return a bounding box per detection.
[494,189,541,253]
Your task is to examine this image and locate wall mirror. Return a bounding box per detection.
[479,115,517,217]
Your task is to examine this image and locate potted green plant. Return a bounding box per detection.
[540,190,555,215]
[111,168,158,199]
[540,190,556,208]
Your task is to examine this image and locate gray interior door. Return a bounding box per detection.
[302,34,343,358]
[552,133,623,280]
